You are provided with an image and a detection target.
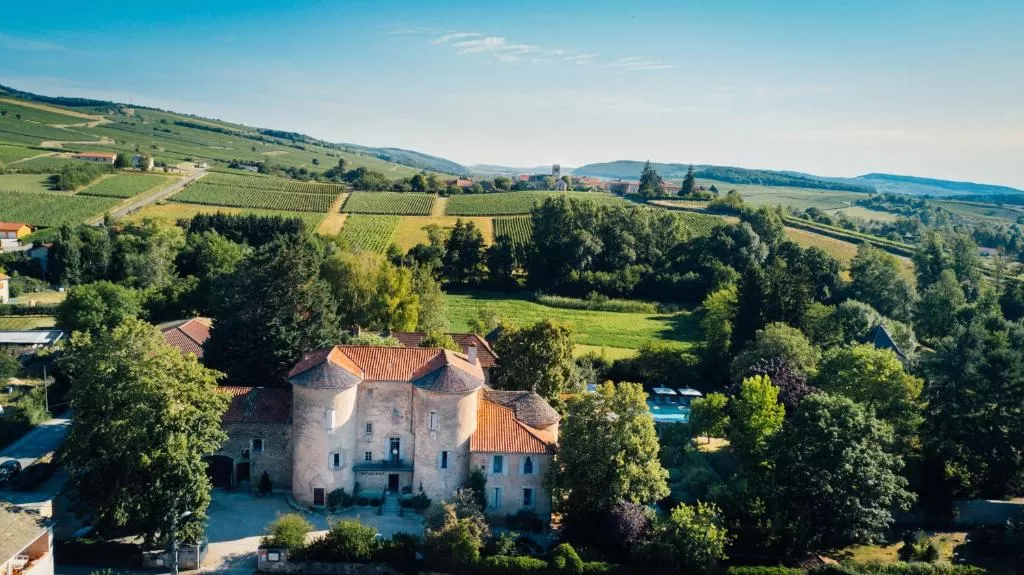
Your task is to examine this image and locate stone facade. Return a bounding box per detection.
[471,452,553,519]
[216,422,292,490]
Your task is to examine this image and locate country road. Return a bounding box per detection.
[90,167,207,224]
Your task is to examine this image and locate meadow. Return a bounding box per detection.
[446,191,629,216]
[170,181,338,213]
[391,216,493,250]
[0,99,93,125]
[342,192,435,215]
[0,190,119,227]
[0,316,56,330]
[78,173,173,199]
[0,173,57,193]
[0,144,44,164]
[337,215,401,253]
[703,179,869,211]
[445,291,699,352]
[125,202,326,232]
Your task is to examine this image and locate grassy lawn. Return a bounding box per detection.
[11,290,65,305]
[826,205,899,222]
[838,532,966,564]
[392,216,494,251]
[0,173,57,193]
[446,291,700,351]
[0,316,56,329]
[704,179,868,211]
[785,226,861,263]
[573,344,638,360]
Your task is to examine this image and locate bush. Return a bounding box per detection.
[533,292,660,314]
[898,531,940,563]
[8,451,58,491]
[548,543,585,575]
[506,509,544,533]
[400,492,431,511]
[258,471,273,495]
[261,513,313,552]
[728,568,806,575]
[369,497,382,507]
[479,554,548,575]
[810,564,985,575]
[485,532,519,557]
[305,519,379,563]
[327,487,355,510]
[357,497,369,506]
[0,304,60,316]
[374,532,421,573]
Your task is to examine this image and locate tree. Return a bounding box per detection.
[410,173,428,193]
[644,502,731,574]
[467,307,504,336]
[741,206,785,247]
[114,153,131,169]
[815,344,923,443]
[744,357,819,415]
[553,382,669,523]
[700,283,737,369]
[205,239,339,385]
[848,243,915,321]
[493,176,512,191]
[0,351,19,381]
[55,281,142,334]
[322,251,419,331]
[730,322,820,381]
[59,318,228,546]
[637,161,664,199]
[492,320,577,406]
[48,224,83,286]
[443,219,487,286]
[770,393,914,554]
[137,154,152,172]
[914,269,966,341]
[420,331,461,351]
[425,489,489,572]
[413,266,448,333]
[728,375,784,463]
[680,165,696,197]
[690,393,729,443]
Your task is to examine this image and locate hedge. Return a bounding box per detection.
[479,555,549,575]
[729,568,806,575]
[0,303,59,316]
[811,563,986,575]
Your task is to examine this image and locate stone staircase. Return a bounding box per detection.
[381,492,401,515]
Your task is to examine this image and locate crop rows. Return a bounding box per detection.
[78,174,171,199]
[342,192,434,215]
[171,181,338,213]
[446,191,628,216]
[493,216,533,246]
[338,215,400,253]
[674,211,725,237]
[0,190,119,227]
[0,144,42,164]
[203,172,345,195]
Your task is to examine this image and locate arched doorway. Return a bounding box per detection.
[204,455,234,488]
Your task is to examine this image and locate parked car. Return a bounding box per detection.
[0,459,22,485]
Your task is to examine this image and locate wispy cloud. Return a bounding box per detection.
[0,33,64,51]
[604,57,675,71]
[431,32,480,45]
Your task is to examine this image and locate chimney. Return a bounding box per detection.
[467,343,478,365]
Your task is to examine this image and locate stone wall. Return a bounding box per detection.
[292,385,358,506]
[470,452,553,520]
[220,422,292,489]
[411,387,476,500]
[257,549,398,574]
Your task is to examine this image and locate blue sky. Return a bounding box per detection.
[2,0,1022,186]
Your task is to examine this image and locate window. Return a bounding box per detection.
[490,487,503,509]
[367,389,374,398]
[492,455,504,474]
[325,409,336,430]
[330,452,342,469]
[440,451,449,469]
[365,423,373,434]
[364,451,373,462]
[522,488,534,508]
[389,438,401,463]
[313,487,325,506]
[522,456,534,475]
[251,438,264,453]
[428,411,439,431]
[392,407,401,419]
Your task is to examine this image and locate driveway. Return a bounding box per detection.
[202,490,424,574]
[0,413,71,468]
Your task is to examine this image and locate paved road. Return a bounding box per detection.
[0,412,71,468]
[92,167,207,223]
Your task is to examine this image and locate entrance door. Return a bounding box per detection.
[313,487,325,506]
[236,461,251,483]
[388,473,399,492]
[204,455,233,488]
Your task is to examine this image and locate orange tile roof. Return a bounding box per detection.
[158,317,211,357]
[470,396,556,454]
[0,222,29,232]
[288,345,485,388]
[391,332,498,368]
[75,152,117,159]
[221,386,291,423]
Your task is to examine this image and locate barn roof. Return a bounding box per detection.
[221,386,291,424]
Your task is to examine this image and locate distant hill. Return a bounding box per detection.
[469,164,570,177]
[341,144,466,176]
[852,173,1024,197]
[575,161,875,193]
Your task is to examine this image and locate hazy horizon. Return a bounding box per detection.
[2,0,1022,187]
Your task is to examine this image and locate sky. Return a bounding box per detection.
[2,0,1023,186]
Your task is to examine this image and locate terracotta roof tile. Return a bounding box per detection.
[288,345,484,391]
[0,222,29,232]
[158,317,212,358]
[221,386,291,424]
[391,332,498,368]
[483,389,561,428]
[470,396,556,454]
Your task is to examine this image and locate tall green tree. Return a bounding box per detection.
[914,269,966,341]
[638,160,664,199]
[700,283,738,369]
[690,392,730,443]
[730,322,820,381]
[770,393,914,554]
[55,281,142,334]
[680,165,696,197]
[553,382,669,519]
[848,243,915,321]
[48,224,83,286]
[728,374,785,464]
[205,239,339,385]
[60,318,228,546]
[644,502,731,574]
[443,219,487,286]
[492,320,577,406]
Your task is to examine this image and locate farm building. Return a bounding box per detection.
[74,152,117,164]
[158,317,212,358]
[0,330,65,348]
[0,273,8,304]
[607,180,640,195]
[0,502,53,575]
[447,178,473,189]
[0,222,32,240]
[554,180,568,191]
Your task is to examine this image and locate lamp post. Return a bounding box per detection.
[167,508,193,575]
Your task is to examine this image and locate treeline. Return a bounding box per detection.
[56,162,112,191]
[696,166,876,193]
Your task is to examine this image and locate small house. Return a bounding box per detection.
[0,223,31,241]
[0,502,54,575]
[0,273,9,304]
[554,180,568,191]
[446,178,474,189]
[74,152,118,164]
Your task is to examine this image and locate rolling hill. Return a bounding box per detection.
[853,173,1024,197]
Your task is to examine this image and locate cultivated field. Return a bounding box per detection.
[446,191,629,216]
[337,215,401,253]
[825,205,899,222]
[0,190,119,227]
[202,172,346,195]
[704,179,869,211]
[342,192,435,215]
[0,173,57,193]
[674,211,726,236]
[493,216,533,246]
[392,216,493,251]
[0,115,100,145]
[0,144,44,163]
[0,100,91,124]
[171,181,338,213]
[79,173,173,198]
[124,202,326,231]
[8,155,77,173]
[446,291,699,351]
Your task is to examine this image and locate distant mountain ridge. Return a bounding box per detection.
[854,173,1023,197]
[574,161,875,193]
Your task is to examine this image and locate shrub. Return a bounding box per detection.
[548,543,585,575]
[261,513,313,551]
[485,531,519,556]
[257,471,273,495]
[479,554,548,575]
[305,519,379,563]
[400,492,431,511]
[8,451,58,491]
[898,531,940,563]
[327,487,355,510]
[506,509,544,533]
[369,497,382,507]
[533,292,660,314]
[810,564,985,575]
[728,568,805,575]
[374,532,421,573]
[356,497,369,506]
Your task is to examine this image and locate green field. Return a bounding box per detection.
[338,214,401,252]
[0,115,99,145]
[342,192,435,215]
[446,191,629,216]
[704,179,869,211]
[446,291,699,351]
[493,216,533,245]
[171,181,338,213]
[202,172,346,195]
[126,202,326,231]
[0,190,119,227]
[931,199,1024,224]
[0,100,92,124]
[674,210,726,236]
[78,173,173,198]
[0,173,57,193]
[6,155,80,173]
[0,144,44,163]
[0,316,56,330]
